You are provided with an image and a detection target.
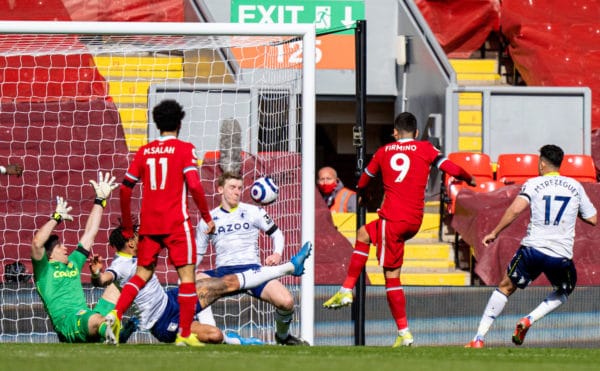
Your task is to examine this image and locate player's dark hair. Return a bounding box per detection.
[218,171,243,187]
[109,225,138,251]
[43,235,60,257]
[539,144,564,168]
[394,112,418,134]
[152,99,185,133]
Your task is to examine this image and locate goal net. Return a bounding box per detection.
[0,21,315,344]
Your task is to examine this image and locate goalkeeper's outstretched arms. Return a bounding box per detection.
[31,196,73,261]
[79,171,118,252]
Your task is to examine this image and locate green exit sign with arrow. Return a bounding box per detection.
[231,0,365,35]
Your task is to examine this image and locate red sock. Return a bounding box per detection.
[115,274,146,319]
[178,282,197,337]
[342,241,370,289]
[385,277,408,330]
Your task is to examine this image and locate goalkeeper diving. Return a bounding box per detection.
[31,172,119,343]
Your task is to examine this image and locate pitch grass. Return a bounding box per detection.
[1,344,599,371]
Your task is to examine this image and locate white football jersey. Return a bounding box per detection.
[107,252,168,330]
[519,174,596,259]
[196,202,277,267]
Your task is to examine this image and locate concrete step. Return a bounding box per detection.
[331,207,441,240]
[458,136,482,152]
[366,270,470,286]
[367,242,452,261]
[450,59,497,74]
[450,59,501,85]
[94,55,183,71]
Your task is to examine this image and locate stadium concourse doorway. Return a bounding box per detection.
[316,97,395,212]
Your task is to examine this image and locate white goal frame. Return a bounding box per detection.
[0,20,316,344]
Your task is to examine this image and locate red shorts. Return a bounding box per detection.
[364,218,421,269]
[137,221,197,268]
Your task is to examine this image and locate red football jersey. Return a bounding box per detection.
[363,139,440,224]
[125,135,200,234]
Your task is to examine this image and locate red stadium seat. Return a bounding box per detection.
[560,154,597,183]
[446,180,505,214]
[202,150,221,162]
[443,152,494,215]
[473,180,506,193]
[447,152,494,181]
[496,154,539,184]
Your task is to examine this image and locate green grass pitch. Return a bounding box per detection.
[1,344,599,371]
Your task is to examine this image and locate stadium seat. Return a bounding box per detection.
[473,180,506,193]
[496,153,539,184]
[445,180,504,214]
[447,152,494,181]
[443,152,494,215]
[203,150,221,162]
[560,154,597,183]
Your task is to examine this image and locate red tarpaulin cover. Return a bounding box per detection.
[0,0,183,22]
[416,0,500,58]
[451,183,600,286]
[501,0,600,130]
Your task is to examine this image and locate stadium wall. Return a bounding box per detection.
[3,284,600,347]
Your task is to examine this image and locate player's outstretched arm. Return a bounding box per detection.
[89,255,116,287]
[31,196,73,260]
[80,172,118,251]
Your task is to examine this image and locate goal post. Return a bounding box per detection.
[0,21,315,344]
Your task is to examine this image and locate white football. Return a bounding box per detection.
[250,176,279,205]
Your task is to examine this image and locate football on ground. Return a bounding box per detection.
[250,176,279,205]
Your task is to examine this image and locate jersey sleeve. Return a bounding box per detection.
[195,219,210,257]
[31,254,49,280]
[255,207,277,232]
[70,246,88,270]
[578,186,597,219]
[124,148,143,183]
[357,149,382,188]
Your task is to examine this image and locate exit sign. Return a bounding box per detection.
[231,0,364,35]
[230,0,364,70]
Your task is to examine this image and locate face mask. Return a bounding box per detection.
[318,182,337,195]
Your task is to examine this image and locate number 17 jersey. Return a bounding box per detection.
[519,174,596,259]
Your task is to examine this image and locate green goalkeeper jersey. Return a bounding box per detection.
[32,245,88,331]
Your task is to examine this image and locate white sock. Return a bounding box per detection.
[527,291,567,323]
[475,289,508,340]
[236,264,291,289]
[398,328,410,336]
[340,287,352,294]
[197,305,217,326]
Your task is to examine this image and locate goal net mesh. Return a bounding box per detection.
[0,26,307,344]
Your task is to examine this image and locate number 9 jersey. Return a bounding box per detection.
[360,138,441,225]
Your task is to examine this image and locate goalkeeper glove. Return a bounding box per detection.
[89,171,118,207]
[51,196,73,223]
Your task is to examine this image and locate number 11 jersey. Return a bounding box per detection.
[125,135,200,235]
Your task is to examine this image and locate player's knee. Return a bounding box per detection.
[356,227,369,243]
[274,294,295,312]
[197,327,223,344]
